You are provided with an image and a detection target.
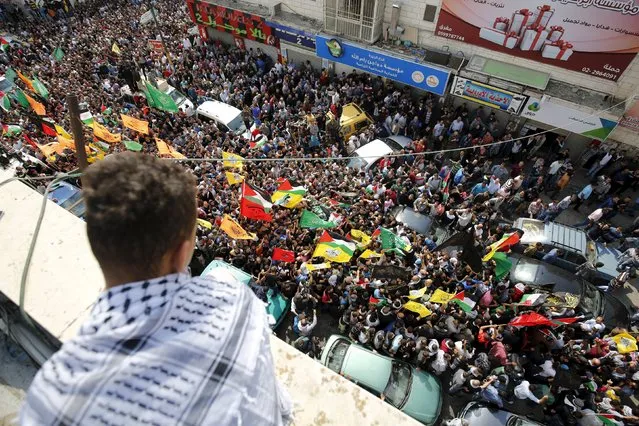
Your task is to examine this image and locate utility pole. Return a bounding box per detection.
[66,94,88,173]
[148,0,175,73]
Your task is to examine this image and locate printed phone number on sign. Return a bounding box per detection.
[437,31,465,42]
[581,67,620,81]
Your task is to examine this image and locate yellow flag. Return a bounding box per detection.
[93,122,122,143]
[112,42,121,54]
[37,143,57,158]
[220,215,256,240]
[222,151,244,169]
[429,289,455,304]
[612,333,638,354]
[24,92,45,115]
[57,135,75,150]
[305,262,331,272]
[55,124,72,139]
[155,138,171,155]
[225,171,244,185]
[168,146,186,159]
[350,229,372,248]
[359,249,382,259]
[403,301,432,318]
[407,286,429,300]
[120,114,149,135]
[17,70,35,92]
[196,218,213,230]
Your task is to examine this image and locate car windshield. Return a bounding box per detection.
[382,138,403,151]
[326,340,350,373]
[227,115,245,133]
[580,280,602,315]
[48,184,77,205]
[347,156,367,169]
[168,90,186,105]
[383,362,412,408]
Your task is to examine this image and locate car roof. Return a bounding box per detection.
[595,243,622,278]
[341,345,392,392]
[392,206,434,235]
[340,103,366,125]
[196,100,241,124]
[509,254,582,292]
[462,402,543,426]
[385,135,412,148]
[515,218,587,255]
[353,139,396,166]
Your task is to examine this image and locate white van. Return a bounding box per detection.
[347,138,404,171]
[196,100,247,135]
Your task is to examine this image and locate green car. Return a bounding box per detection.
[201,260,290,330]
[320,335,442,425]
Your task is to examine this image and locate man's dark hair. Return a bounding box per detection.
[83,153,197,278]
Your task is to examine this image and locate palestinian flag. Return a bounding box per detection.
[271,179,307,208]
[597,414,622,426]
[482,231,522,261]
[272,248,295,263]
[328,198,351,208]
[2,124,22,136]
[451,291,476,313]
[240,182,273,222]
[80,111,95,127]
[0,91,10,111]
[520,293,547,307]
[0,37,8,52]
[312,231,356,263]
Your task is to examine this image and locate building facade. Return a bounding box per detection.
[186,0,639,153]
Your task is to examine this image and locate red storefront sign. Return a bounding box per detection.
[185,0,278,47]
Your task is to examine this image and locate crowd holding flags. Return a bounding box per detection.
[240,182,273,222]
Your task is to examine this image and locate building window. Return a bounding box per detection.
[324,0,386,43]
[423,5,437,22]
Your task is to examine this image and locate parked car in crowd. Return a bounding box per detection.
[508,253,630,329]
[321,334,442,425]
[512,218,620,287]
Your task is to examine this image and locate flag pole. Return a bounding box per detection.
[148,0,175,73]
[66,94,88,173]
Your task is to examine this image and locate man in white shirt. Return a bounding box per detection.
[588,150,615,177]
[297,310,318,336]
[514,380,549,404]
[573,208,605,228]
[449,116,464,134]
[580,316,605,336]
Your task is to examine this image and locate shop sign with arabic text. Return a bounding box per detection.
[436,0,639,81]
[185,0,278,46]
[450,76,528,114]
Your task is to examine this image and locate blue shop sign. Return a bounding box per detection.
[315,35,450,96]
[267,22,316,49]
[450,76,529,115]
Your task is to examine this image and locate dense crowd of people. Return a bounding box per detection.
[2,0,639,425]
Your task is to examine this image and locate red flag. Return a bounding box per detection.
[497,231,523,253]
[272,248,295,263]
[23,134,38,149]
[369,296,380,305]
[41,119,57,137]
[509,312,553,327]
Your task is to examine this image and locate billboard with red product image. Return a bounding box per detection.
[435,0,639,81]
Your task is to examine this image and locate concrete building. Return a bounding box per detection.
[187,0,639,155]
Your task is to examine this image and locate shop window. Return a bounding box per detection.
[423,5,437,22]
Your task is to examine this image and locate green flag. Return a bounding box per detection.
[379,227,412,252]
[12,88,29,108]
[143,89,156,108]
[53,47,65,61]
[123,140,143,151]
[2,124,22,136]
[32,77,49,100]
[4,67,16,83]
[0,91,10,111]
[299,210,337,229]
[144,82,178,113]
[492,252,513,281]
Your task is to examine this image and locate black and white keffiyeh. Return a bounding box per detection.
[21,272,292,425]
